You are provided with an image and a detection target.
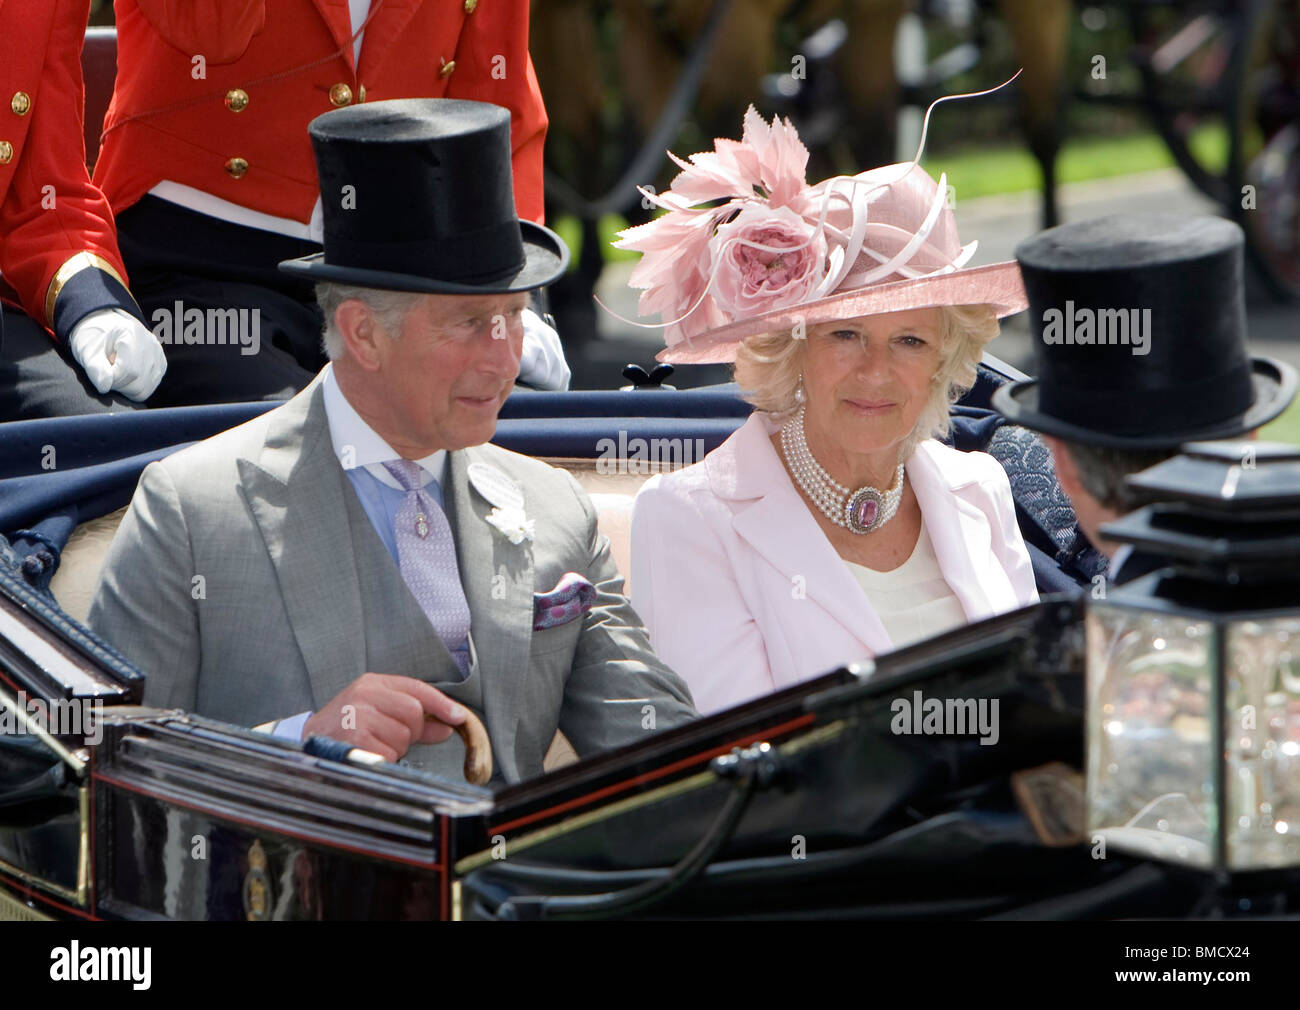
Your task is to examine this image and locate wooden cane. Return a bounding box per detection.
[429,708,492,785]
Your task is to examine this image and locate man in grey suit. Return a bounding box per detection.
[88,99,696,784]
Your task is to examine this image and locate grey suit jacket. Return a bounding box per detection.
[87,374,696,783]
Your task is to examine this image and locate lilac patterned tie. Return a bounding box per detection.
[382,459,472,677]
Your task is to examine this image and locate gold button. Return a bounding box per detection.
[464,0,477,11]
[0,140,12,164]
[439,59,456,79]
[225,156,249,179]
[329,82,353,107]
[357,83,366,103]
[224,88,249,112]
[10,92,30,116]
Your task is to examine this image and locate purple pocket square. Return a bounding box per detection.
[533,572,596,631]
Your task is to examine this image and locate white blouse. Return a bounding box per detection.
[843,518,968,651]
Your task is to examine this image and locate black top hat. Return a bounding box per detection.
[991,214,1295,450]
[279,98,568,293]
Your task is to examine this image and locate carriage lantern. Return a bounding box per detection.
[1086,440,1300,871]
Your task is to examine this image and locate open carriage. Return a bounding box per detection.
[0,354,1265,921]
[3,14,1295,923]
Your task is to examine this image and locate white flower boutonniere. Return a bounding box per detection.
[485,506,535,545]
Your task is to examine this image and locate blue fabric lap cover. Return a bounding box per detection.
[0,529,146,695]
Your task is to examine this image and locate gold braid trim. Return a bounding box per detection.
[43,252,129,327]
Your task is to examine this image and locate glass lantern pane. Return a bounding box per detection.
[1225,617,1300,869]
[1086,605,1216,867]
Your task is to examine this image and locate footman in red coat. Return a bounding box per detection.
[93,0,568,405]
[0,0,166,420]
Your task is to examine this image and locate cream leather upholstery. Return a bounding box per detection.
[50,506,129,628]
[48,457,674,773]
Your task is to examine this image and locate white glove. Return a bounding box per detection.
[518,307,571,391]
[68,308,168,402]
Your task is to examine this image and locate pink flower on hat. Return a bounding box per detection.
[664,105,809,209]
[709,205,826,320]
[615,105,818,345]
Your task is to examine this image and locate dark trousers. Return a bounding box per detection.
[0,304,138,421]
[115,196,327,407]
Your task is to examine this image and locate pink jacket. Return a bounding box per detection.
[630,412,1039,715]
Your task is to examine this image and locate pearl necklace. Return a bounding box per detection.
[780,405,905,535]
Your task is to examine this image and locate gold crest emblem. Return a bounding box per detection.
[243,840,271,920]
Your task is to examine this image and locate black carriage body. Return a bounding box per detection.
[0,563,1280,921]
[89,716,493,922]
[455,599,1123,921]
[0,561,1137,922]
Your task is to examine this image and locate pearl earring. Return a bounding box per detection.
[794,374,805,404]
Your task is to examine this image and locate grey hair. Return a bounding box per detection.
[315,283,425,361]
[732,303,1001,460]
[1055,440,1177,513]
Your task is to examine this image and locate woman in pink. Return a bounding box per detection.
[623,91,1039,715]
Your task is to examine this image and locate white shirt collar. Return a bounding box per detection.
[321,363,447,489]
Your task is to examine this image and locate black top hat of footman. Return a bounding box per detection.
[279,98,568,293]
[992,214,1295,450]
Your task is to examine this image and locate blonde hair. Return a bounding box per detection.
[732,303,1001,460]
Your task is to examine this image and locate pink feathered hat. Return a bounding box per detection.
[610,76,1029,364]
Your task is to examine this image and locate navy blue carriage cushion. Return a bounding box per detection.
[0,531,144,692]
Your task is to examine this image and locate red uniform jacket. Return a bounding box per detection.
[94,0,548,227]
[0,0,133,335]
